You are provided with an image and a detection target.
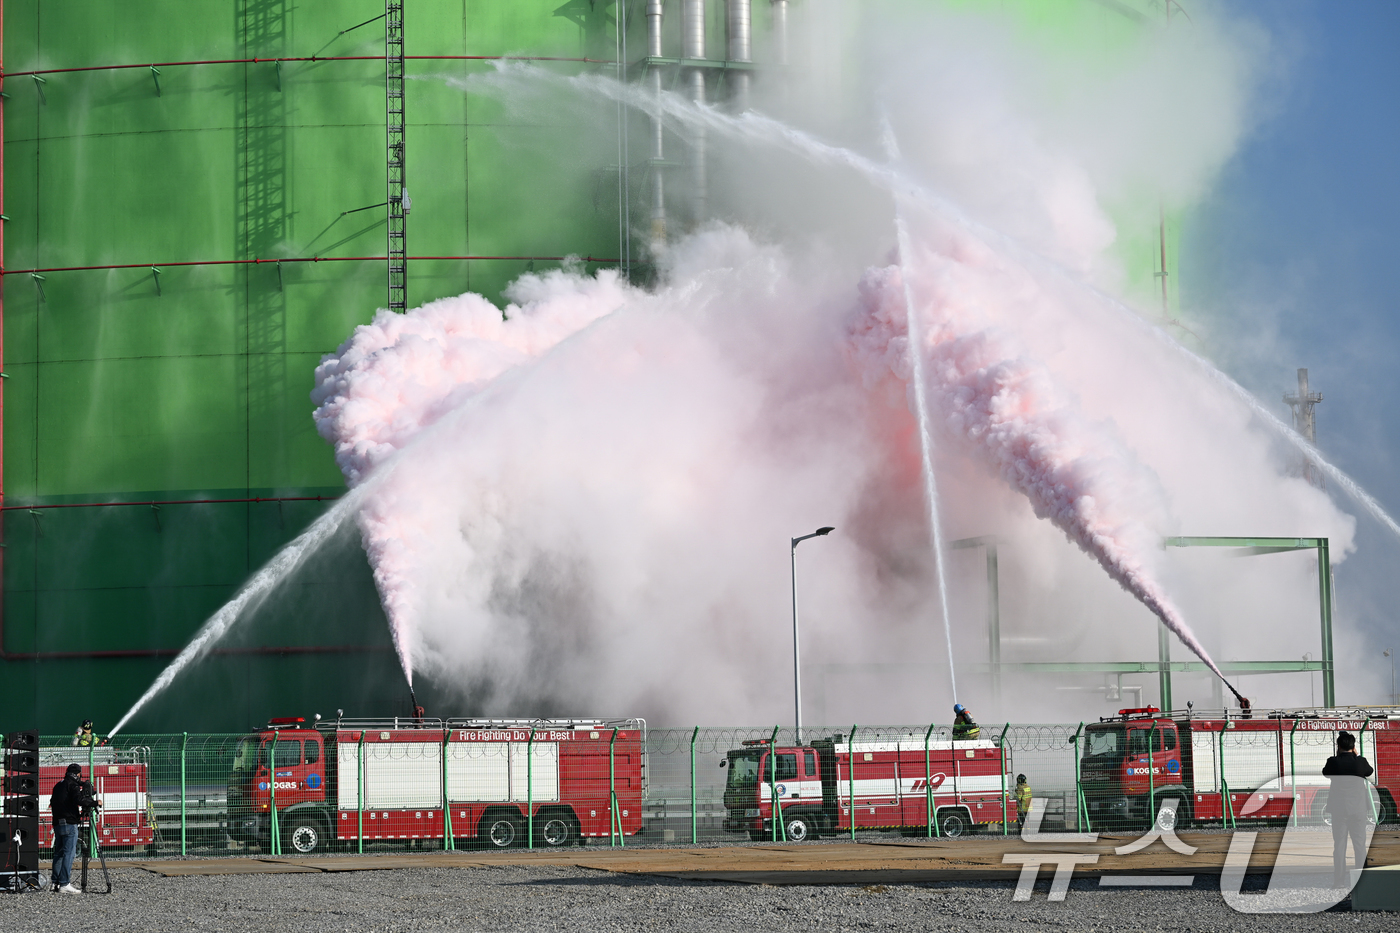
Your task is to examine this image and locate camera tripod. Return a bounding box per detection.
[77,813,112,894]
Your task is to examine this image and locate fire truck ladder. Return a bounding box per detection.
[385,0,407,312]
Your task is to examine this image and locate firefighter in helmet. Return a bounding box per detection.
[72,720,103,747]
[1015,773,1032,829]
[952,704,980,740]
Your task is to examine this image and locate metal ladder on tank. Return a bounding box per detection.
[386,0,408,312]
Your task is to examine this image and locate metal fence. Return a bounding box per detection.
[19,715,1394,859]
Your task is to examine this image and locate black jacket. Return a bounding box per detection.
[1322,753,1375,818]
[49,776,88,825]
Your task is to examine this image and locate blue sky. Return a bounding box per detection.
[1184,0,1400,666]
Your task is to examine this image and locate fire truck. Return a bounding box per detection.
[227,717,644,854]
[37,746,156,851]
[1080,707,1400,831]
[722,733,1017,840]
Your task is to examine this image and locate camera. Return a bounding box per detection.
[76,780,101,820]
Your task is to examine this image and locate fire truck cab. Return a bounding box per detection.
[228,716,644,854]
[1080,707,1399,831]
[723,734,1016,841]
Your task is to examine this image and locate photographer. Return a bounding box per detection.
[49,763,98,894]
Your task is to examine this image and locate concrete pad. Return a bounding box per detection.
[1350,864,1400,912]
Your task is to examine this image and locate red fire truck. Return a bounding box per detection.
[228,717,644,854]
[1080,707,1399,831]
[37,747,155,851]
[722,734,1017,840]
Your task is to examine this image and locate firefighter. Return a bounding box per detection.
[1015,773,1032,829]
[952,704,980,740]
[1323,731,1374,888]
[72,719,103,747]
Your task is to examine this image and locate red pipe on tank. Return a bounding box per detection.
[2,254,621,276]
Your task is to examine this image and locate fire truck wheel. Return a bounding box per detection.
[481,813,524,849]
[783,814,814,842]
[536,815,576,848]
[936,810,970,838]
[283,817,326,855]
[1154,797,1185,833]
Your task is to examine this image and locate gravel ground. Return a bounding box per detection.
[1,864,1394,932]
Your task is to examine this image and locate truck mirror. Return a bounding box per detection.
[719,759,727,768]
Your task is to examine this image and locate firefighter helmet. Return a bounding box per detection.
[953,704,966,714]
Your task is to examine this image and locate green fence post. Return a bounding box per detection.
[1073,723,1088,833]
[689,726,700,844]
[1359,718,1378,823]
[180,732,188,857]
[1218,726,1236,831]
[87,742,97,857]
[1147,720,1157,832]
[848,724,858,842]
[270,728,280,856]
[526,727,536,849]
[768,726,786,842]
[999,723,1010,836]
[443,726,454,851]
[609,729,623,848]
[1289,719,1300,828]
[924,723,938,838]
[357,730,365,855]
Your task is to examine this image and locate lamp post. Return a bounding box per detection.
[790,526,834,744]
[1385,649,1395,706]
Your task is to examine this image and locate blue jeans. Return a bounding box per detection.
[52,822,78,887]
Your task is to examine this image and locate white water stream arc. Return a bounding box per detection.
[539,66,1400,548]
[110,489,365,738]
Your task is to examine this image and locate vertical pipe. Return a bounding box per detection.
[526,727,535,849]
[770,0,789,66]
[645,1,666,250]
[726,0,752,111]
[1359,718,1378,823]
[1218,726,1236,830]
[790,541,803,743]
[999,723,1009,836]
[1318,540,1335,706]
[442,726,454,851]
[180,732,188,857]
[88,742,96,852]
[1147,721,1156,831]
[356,730,365,854]
[682,0,707,221]
[848,724,857,841]
[269,729,280,855]
[689,726,699,844]
[1289,719,1299,827]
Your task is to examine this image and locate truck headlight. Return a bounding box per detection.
[744,809,761,818]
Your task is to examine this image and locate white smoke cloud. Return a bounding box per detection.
[305,0,1367,723]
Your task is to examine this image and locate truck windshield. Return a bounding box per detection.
[1084,727,1125,758]
[232,737,259,773]
[727,753,761,788]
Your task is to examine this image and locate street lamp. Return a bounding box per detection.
[791,526,834,744]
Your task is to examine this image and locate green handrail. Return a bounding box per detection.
[999,723,1010,836]
[180,732,188,857]
[689,726,700,844]
[768,726,786,842]
[1072,723,1088,833]
[270,728,280,856]
[924,723,939,838]
[356,730,365,854]
[1289,719,1299,828]
[526,727,536,849]
[442,727,454,851]
[848,724,858,842]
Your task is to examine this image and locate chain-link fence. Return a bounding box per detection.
[19,714,1395,859]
